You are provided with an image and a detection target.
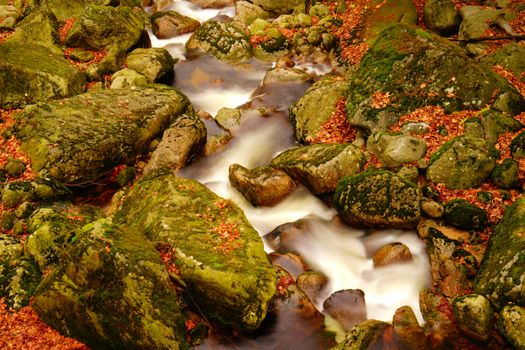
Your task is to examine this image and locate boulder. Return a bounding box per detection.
[114,171,276,331]
[419,289,459,348]
[186,20,252,63]
[345,24,524,132]
[323,289,367,331]
[443,199,489,231]
[262,67,311,86]
[366,132,427,168]
[33,218,188,350]
[392,306,427,349]
[498,304,525,349]
[423,0,461,36]
[297,271,328,304]
[481,43,525,83]
[481,110,523,145]
[270,143,365,195]
[331,320,391,350]
[334,169,420,229]
[0,42,85,108]
[249,0,302,15]
[229,164,295,206]
[189,0,234,8]
[372,242,413,267]
[125,48,174,83]
[233,1,269,28]
[110,68,149,89]
[458,6,505,55]
[39,0,91,22]
[452,294,493,341]
[475,197,525,309]
[426,136,497,189]
[13,85,191,184]
[6,11,61,53]
[0,5,21,29]
[151,11,200,39]
[491,158,520,188]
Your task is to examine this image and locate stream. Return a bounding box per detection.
[149,1,430,347]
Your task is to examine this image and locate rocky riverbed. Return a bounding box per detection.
[1,0,525,349]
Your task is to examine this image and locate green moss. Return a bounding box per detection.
[443,199,489,231]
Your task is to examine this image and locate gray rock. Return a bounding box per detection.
[151,11,200,39]
[452,294,493,341]
[367,132,427,168]
[458,6,505,55]
[423,0,461,36]
[125,48,174,83]
[323,289,367,331]
[262,67,312,86]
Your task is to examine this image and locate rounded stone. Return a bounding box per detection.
[372,242,413,267]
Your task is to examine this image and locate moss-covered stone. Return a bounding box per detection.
[39,0,91,22]
[114,171,276,332]
[443,199,489,231]
[427,136,496,189]
[510,130,525,158]
[2,180,35,209]
[249,0,302,15]
[13,85,191,184]
[481,43,525,83]
[367,132,427,168]
[233,1,270,28]
[0,5,21,29]
[6,11,61,53]
[110,68,149,89]
[0,42,86,108]
[289,76,348,144]
[475,197,525,309]
[270,143,365,195]
[452,294,493,341]
[4,159,26,177]
[334,169,420,229]
[498,304,525,349]
[125,48,174,83]
[423,0,460,36]
[491,158,520,188]
[481,110,523,146]
[331,320,391,350]
[392,306,427,349]
[345,24,524,132]
[186,21,252,63]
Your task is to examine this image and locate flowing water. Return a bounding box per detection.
[150,1,430,347]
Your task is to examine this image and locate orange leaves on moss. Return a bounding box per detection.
[158,245,182,276]
[213,222,241,254]
[0,299,90,350]
[340,42,369,65]
[58,18,75,43]
[309,97,357,144]
[371,91,391,109]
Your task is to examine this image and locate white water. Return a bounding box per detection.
[151,0,430,325]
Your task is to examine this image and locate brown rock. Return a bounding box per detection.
[323,289,367,331]
[393,305,428,349]
[151,11,201,39]
[372,242,413,267]
[297,271,328,304]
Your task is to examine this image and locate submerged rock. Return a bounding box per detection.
[114,171,276,331]
[13,85,191,184]
[270,143,365,195]
[33,219,188,350]
[334,169,420,229]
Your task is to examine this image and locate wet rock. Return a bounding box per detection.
[270,252,308,279]
[452,294,493,341]
[393,306,428,349]
[263,219,307,253]
[331,320,391,350]
[334,169,420,229]
[443,199,489,231]
[250,25,289,62]
[114,171,276,331]
[427,136,496,189]
[289,76,349,144]
[262,67,312,86]
[33,218,188,350]
[475,197,525,309]
[229,164,295,207]
[13,85,191,184]
[421,199,444,218]
[0,42,85,109]
[143,112,206,174]
[271,143,365,195]
[125,48,174,83]
[491,158,520,188]
[372,242,413,267]
[110,68,149,89]
[297,271,328,305]
[151,11,201,39]
[323,289,367,331]
[498,304,525,349]
[481,110,523,146]
[423,0,461,36]
[0,235,41,309]
[419,289,459,348]
[233,1,269,28]
[345,24,524,133]
[186,20,252,63]
[249,0,302,15]
[367,132,427,168]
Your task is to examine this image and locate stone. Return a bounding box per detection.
[452,294,493,341]
[458,6,504,55]
[125,48,174,83]
[481,110,523,146]
[229,164,295,207]
[421,199,444,218]
[186,20,252,63]
[491,158,520,188]
[262,67,312,86]
[443,199,489,231]
[151,11,200,39]
[0,5,21,29]
[271,143,365,195]
[396,166,419,184]
[143,112,206,173]
[481,43,525,83]
[289,76,349,144]
[269,252,307,279]
[498,304,525,349]
[13,85,191,184]
[334,169,420,229]
[393,306,427,349]
[475,197,525,309]
[4,159,26,177]
[68,48,95,62]
[331,320,391,350]
[423,0,461,36]
[110,68,149,89]
[2,181,35,209]
[189,0,233,8]
[372,242,413,267]
[249,0,302,15]
[114,171,276,331]
[419,289,459,348]
[323,289,367,331]
[39,0,89,21]
[297,271,328,304]
[233,1,269,28]
[510,130,525,158]
[33,218,188,350]
[367,132,427,168]
[427,136,497,189]
[263,219,308,253]
[0,42,86,109]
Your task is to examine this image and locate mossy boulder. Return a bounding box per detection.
[0,4,21,29]
[186,20,252,63]
[151,11,201,39]
[481,43,525,83]
[289,76,348,144]
[33,218,188,349]
[270,143,365,195]
[0,235,41,309]
[114,171,276,332]
[0,42,85,108]
[13,86,191,184]
[423,0,460,37]
[233,1,269,28]
[491,158,520,188]
[510,131,525,158]
[125,48,174,83]
[345,24,524,132]
[452,294,493,341]
[39,0,93,22]
[331,320,391,350]
[443,199,489,231]
[6,11,61,53]
[366,132,427,168]
[498,304,525,349]
[2,181,35,208]
[426,136,497,189]
[249,0,302,15]
[334,169,420,229]
[110,68,149,89]
[481,110,523,145]
[475,197,525,309]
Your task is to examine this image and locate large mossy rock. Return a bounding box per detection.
[6,11,61,53]
[33,218,188,350]
[426,136,496,189]
[249,0,302,15]
[39,0,92,22]
[481,43,525,83]
[334,169,420,229]
[270,143,365,195]
[345,24,524,132]
[423,0,460,37]
[475,197,525,310]
[289,76,348,144]
[13,86,192,184]
[186,20,252,63]
[125,48,174,83]
[114,171,276,332]
[0,42,85,108]
[366,132,427,168]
